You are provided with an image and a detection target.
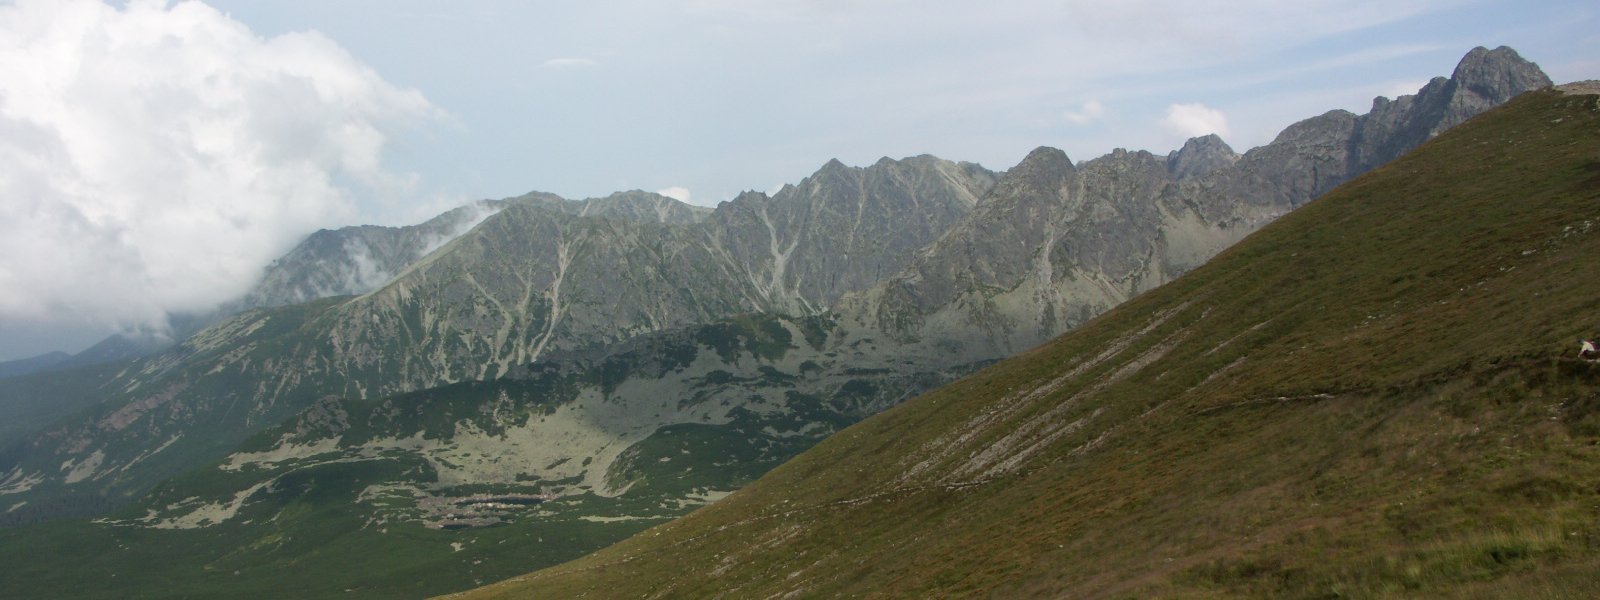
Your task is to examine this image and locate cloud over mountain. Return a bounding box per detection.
[1161,102,1232,139]
[0,0,437,340]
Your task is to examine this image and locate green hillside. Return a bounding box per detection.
[452,88,1600,599]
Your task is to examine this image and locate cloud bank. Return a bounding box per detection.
[0,0,437,343]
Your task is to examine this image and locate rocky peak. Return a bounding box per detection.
[1428,46,1551,140]
[1451,46,1552,102]
[1268,109,1359,147]
[950,147,1068,219]
[1346,46,1551,175]
[973,146,1076,219]
[793,157,861,192]
[1167,134,1240,180]
[1006,146,1075,183]
[726,190,772,207]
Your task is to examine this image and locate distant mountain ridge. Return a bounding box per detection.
[231,189,715,313]
[0,353,68,380]
[836,45,1551,362]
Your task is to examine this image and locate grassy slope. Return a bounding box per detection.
[453,89,1600,599]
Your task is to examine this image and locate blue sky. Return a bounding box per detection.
[207,0,1599,210]
[0,0,1595,360]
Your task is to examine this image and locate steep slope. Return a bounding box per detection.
[706,156,994,314]
[839,46,1550,362]
[454,87,1600,599]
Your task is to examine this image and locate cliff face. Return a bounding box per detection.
[702,155,995,315]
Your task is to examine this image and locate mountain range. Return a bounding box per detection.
[453,81,1600,599]
[0,46,1567,599]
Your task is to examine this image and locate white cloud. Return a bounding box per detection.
[656,186,692,203]
[1161,103,1232,139]
[540,57,598,69]
[1062,100,1106,125]
[0,0,437,339]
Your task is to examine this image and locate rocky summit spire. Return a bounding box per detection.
[1439,46,1553,135]
[1451,46,1553,103]
[1002,146,1075,189]
[1346,45,1552,176]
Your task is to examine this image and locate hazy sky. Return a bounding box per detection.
[1,0,1596,360]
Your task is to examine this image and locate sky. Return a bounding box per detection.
[0,0,1596,361]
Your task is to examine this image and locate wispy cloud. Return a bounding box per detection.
[1062,100,1106,125]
